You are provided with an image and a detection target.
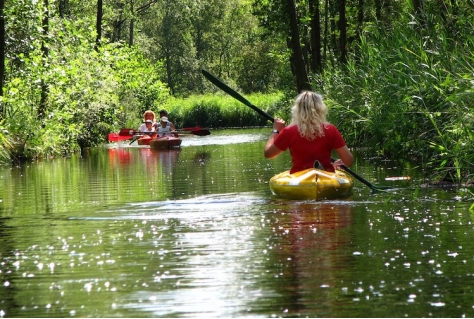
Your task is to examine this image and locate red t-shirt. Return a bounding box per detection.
[274,124,346,173]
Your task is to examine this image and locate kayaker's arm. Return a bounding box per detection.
[264,138,283,158]
[333,145,354,170]
[264,118,286,159]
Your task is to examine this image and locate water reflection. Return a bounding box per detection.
[2,129,474,317]
[108,148,132,166]
[260,202,353,316]
[90,194,270,317]
[139,148,181,175]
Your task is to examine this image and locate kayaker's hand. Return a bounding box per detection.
[333,159,345,170]
[273,118,285,132]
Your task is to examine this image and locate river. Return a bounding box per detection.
[0,128,473,317]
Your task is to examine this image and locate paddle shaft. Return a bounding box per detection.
[175,129,211,136]
[202,69,274,123]
[337,164,378,190]
[119,128,210,137]
[201,69,391,191]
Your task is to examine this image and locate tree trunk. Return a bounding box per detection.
[129,0,134,46]
[286,0,311,92]
[95,0,103,51]
[0,0,4,108]
[165,48,174,95]
[329,12,339,64]
[309,0,322,74]
[323,0,328,63]
[375,0,381,21]
[337,0,347,64]
[58,0,66,18]
[163,2,174,95]
[38,0,50,121]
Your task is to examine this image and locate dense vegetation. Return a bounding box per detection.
[0,0,473,183]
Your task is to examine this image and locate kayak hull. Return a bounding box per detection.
[269,168,353,200]
[149,136,182,149]
[137,134,157,145]
[108,133,131,142]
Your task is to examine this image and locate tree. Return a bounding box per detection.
[38,0,50,121]
[286,0,311,92]
[0,0,4,104]
[309,0,322,74]
[95,0,103,50]
[337,0,347,64]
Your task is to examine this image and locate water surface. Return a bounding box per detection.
[1,128,473,317]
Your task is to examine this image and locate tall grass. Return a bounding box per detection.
[319,17,474,183]
[159,92,286,129]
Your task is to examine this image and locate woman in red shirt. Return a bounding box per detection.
[264,91,353,173]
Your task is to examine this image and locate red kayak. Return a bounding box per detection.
[108,127,209,145]
[137,133,157,145]
[108,132,133,142]
[149,136,182,149]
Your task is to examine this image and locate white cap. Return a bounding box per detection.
[161,116,168,122]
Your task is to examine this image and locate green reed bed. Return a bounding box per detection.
[160,93,286,129]
[320,19,474,184]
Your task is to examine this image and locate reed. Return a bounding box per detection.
[160,92,286,128]
[319,18,474,183]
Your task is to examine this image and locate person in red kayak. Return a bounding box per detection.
[157,113,176,137]
[138,110,158,132]
[139,119,155,133]
[264,91,353,173]
[158,109,168,119]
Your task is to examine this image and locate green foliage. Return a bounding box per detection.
[0,120,12,163]
[319,9,474,183]
[1,0,474,189]
[0,4,167,163]
[135,0,283,96]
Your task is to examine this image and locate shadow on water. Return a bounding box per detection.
[1,128,474,317]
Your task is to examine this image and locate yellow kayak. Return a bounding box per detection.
[269,168,354,200]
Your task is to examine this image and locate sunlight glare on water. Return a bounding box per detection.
[2,128,474,317]
[83,193,272,317]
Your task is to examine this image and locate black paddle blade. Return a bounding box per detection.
[191,129,211,136]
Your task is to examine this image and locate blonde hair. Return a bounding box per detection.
[290,91,328,140]
[142,110,156,121]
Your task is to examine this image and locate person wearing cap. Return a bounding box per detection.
[158,109,168,118]
[138,110,158,132]
[157,115,176,137]
[139,119,155,133]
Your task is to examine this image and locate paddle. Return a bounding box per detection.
[118,128,210,137]
[108,133,133,142]
[202,69,274,123]
[201,68,392,191]
[181,126,202,131]
[176,129,211,136]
